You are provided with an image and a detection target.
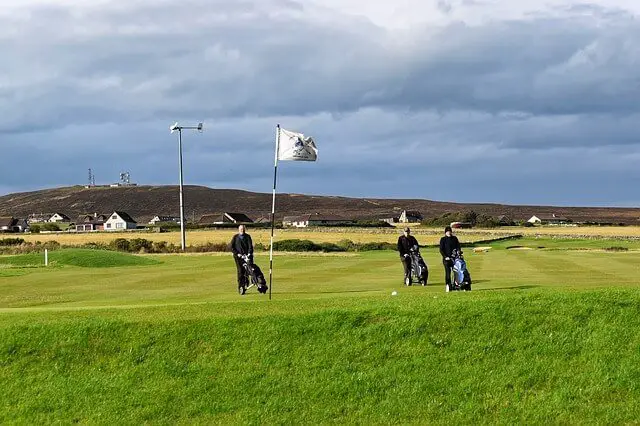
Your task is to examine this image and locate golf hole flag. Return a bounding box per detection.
[268,125,318,300]
[277,128,318,161]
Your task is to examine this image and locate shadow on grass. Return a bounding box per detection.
[477,285,541,291]
[285,289,378,295]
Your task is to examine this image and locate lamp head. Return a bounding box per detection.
[197,122,203,132]
[170,122,179,133]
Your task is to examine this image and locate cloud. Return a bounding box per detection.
[0,0,639,206]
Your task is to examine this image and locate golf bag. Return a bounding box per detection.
[446,249,471,292]
[405,245,429,286]
[238,254,268,295]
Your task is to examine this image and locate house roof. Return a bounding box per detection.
[283,215,306,222]
[224,213,253,223]
[402,210,423,217]
[113,211,137,223]
[309,214,352,221]
[77,214,108,224]
[198,214,223,224]
[199,213,253,224]
[51,213,71,220]
[375,212,400,219]
[152,215,180,221]
[535,214,570,221]
[0,217,15,227]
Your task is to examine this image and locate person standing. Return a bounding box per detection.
[439,225,461,288]
[229,224,254,293]
[397,227,419,285]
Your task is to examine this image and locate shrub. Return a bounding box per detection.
[153,241,168,253]
[187,242,229,253]
[29,225,41,233]
[422,210,502,228]
[42,223,61,232]
[422,212,460,227]
[605,246,629,252]
[318,242,344,252]
[474,214,500,228]
[272,239,322,252]
[270,239,395,252]
[81,242,109,250]
[129,238,153,253]
[337,239,357,251]
[0,238,25,246]
[358,242,397,251]
[110,238,131,252]
[43,241,61,250]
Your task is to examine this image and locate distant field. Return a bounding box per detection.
[16,228,507,247]
[14,225,640,248]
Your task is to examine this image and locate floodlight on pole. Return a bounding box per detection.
[169,121,204,251]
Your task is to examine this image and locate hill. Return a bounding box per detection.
[0,185,639,225]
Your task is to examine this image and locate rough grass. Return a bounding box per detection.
[18,226,640,249]
[18,228,502,246]
[1,291,640,424]
[2,238,640,423]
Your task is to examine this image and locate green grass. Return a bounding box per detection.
[481,236,640,250]
[0,249,160,269]
[1,238,640,423]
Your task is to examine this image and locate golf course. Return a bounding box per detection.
[1,228,640,424]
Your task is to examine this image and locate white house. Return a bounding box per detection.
[49,213,71,223]
[104,211,137,231]
[198,213,253,225]
[527,214,570,225]
[0,217,28,233]
[399,210,423,223]
[377,213,400,225]
[0,217,15,232]
[149,215,181,225]
[283,215,310,228]
[283,213,356,228]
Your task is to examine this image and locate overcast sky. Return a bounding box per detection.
[1,0,639,206]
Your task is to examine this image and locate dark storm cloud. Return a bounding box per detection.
[0,1,639,205]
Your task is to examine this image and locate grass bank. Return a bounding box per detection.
[1,290,639,423]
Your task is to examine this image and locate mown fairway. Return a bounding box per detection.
[1,237,640,423]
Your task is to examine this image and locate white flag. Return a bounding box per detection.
[278,128,318,161]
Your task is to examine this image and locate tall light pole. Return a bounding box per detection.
[170,122,203,251]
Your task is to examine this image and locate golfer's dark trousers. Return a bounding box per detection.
[443,259,454,285]
[234,256,248,286]
[401,255,412,279]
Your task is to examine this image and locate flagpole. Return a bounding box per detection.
[269,124,280,300]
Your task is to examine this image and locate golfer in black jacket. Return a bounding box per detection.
[229,225,254,291]
[439,226,461,287]
[397,227,420,284]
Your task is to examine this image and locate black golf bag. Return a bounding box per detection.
[405,245,429,286]
[446,249,471,292]
[239,254,268,295]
